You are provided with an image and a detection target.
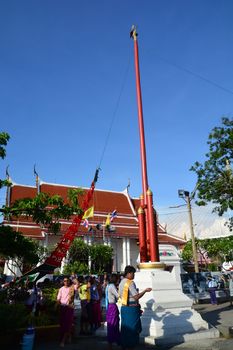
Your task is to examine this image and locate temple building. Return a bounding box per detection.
[3,181,186,272]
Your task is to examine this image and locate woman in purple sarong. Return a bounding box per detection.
[106,274,120,350]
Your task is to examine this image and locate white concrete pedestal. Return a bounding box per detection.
[134,265,219,345]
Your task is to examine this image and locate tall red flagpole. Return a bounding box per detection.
[130,26,160,263]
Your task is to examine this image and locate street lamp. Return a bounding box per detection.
[178,189,199,273]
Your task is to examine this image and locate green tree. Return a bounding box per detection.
[90,244,113,273]
[0,132,10,189]
[69,238,89,265]
[63,261,89,275]
[0,132,85,275]
[66,238,114,274]
[2,188,84,234]
[182,236,233,270]
[202,236,233,263]
[64,238,89,275]
[0,132,10,160]
[190,117,233,229]
[0,225,40,276]
[182,239,209,268]
[182,240,196,262]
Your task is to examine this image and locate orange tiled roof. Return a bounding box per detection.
[3,182,186,246]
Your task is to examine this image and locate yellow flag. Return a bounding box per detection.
[83,206,94,219]
[105,213,110,227]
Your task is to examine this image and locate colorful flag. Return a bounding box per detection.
[82,219,89,228]
[105,213,111,227]
[83,206,94,219]
[110,209,117,222]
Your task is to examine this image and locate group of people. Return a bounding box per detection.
[184,272,233,305]
[207,274,233,305]
[0,278,43,314]
[57,274,103,347]
[1,266,152,349]
[57,265,152,349]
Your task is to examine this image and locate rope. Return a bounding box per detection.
[98,53,131,168]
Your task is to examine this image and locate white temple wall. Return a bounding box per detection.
[130,239,139,269]
[111,238,123,272]
[3,234,181,278]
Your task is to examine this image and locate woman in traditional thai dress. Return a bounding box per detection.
[57,278,75,347]
[119,265,152,350]
[106,274,120,350]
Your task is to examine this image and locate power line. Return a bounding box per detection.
[158,210,188,216]
[160,204,231,238]
[151,53,233,96]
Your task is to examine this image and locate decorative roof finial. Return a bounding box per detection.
[5,165,11,207]
[34,164,40,193]
[127,178,130,192]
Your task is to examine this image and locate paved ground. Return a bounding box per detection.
[13,301,233,350]
[194,301,233,337]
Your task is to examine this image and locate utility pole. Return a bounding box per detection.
[178,190,199,273]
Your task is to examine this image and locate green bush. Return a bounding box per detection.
[0,289,7,303]
[63,261,89,275]
[42,286,58,303]
[32,313,52,327]
[208,263,218,271]
[0,286,60,333]
[41,286,60,324]
[0,304,28,334]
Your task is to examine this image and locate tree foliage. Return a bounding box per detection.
[182,236,233,268]
[69,238,89,264]
[0,132,10,159]
[2,188,84,234]
[0,132,87,275]
[67,238,113,274]
[63,261,89,275]
[89,243,113,273]
[0,225,40,275]
[190,117,233,229]
[0,132,10,189]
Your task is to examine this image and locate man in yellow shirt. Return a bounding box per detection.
[119,266,152,350]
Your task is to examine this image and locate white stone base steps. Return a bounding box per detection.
[133,266,219,345]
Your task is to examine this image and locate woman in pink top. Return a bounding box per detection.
[57,278,75,347]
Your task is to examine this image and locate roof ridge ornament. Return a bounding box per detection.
[34,164,40,194]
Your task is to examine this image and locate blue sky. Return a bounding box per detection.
[0,0,233,211]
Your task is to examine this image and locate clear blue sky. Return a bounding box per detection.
[0,0,233,209]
